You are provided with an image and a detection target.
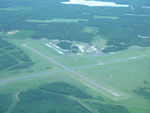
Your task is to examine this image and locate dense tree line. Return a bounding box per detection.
[11,82,130,113]
[91,102,130,113]
[11,82,92,113]
[133,80,150,99]
[40,82,92,99]
[0,39,33,71]
[0,93,12,113]
[0,0,150,52]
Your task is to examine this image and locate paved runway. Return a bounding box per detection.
[0,44,147,97]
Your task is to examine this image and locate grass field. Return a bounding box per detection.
[95,46,150,62]
[54,55,97,68]
[83,26,99,34]
[93,16,119,20]
[0,30,35,39]
[0,6,31,11]
[0,38,150,113]
[26,18,88,23]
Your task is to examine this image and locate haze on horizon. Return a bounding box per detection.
[61,0,129,7]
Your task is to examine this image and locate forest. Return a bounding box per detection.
[0,93,12,113]
[0,39,33,71]
[0,0,150,52]
[11,82,93,113]
[11,82,130,113]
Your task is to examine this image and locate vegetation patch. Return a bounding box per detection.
[40,82,92,99]
[0,0,149,52]
[11,82,92,113]
[0,6,31,11]
[89,102,130,113]
[133,80,150,99]
[26,18,88,23]
[31,23,93,43]
[0,39,33,71]
[0,93,12,113]
[55,55,97,68]
[0,30,35,39]
[93,15,119,20]
[56,41,72,50]
[83,26,99,34]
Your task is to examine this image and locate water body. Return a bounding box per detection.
[61,0,129,7]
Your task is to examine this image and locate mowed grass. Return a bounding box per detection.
[25,38,59,57]
[95,46,150,62]
[77,53,150,113]
[54,55,97,68]
[78,55,150,94]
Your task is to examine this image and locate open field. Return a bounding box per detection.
[95,47,150,62]
[0,6,31,11]
[54,55,97,68]
[83,26,99,34]
[78,55,150,93]
[93,16,119,20]
[26,18,88,23]
[0,30,35,39]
